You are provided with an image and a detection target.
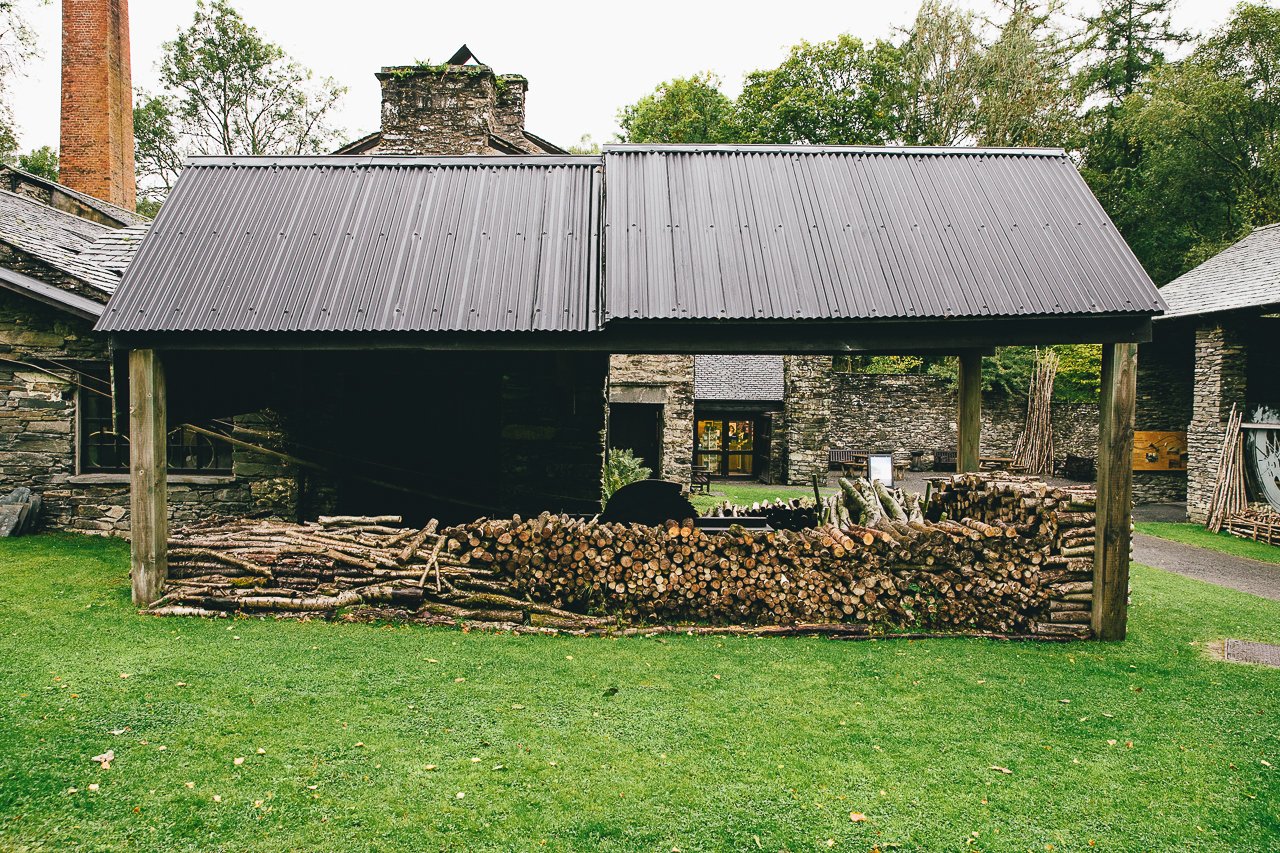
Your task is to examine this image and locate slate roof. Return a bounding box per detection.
[78,226,150,278]
[1,165,150,228]
[1159,223,1280,319]
[694,355,784,401]
[97,156,602,333]
[603,145,1164,322]
[0,189,121,293]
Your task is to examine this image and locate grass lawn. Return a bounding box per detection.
[1136,522,1280,566]
[689,481,836,514]
[1,535,1278,852]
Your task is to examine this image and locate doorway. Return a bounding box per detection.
[609,403,663,474]
[695,415,767,477]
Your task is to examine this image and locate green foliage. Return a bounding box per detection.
[602,447,651,501]
[2,535,1279,850]
[0,0,42,164]
[1107,2,1280,283]
[737,35,904,145]
[15,144,57,181]
[835,354,929,374]
[617,72,738,143]
[923,346,1100,402]
[567,134,601,155]
[898,1,984,144]
[134,0,346,205]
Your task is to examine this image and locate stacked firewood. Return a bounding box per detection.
[925,473,1099,638]
[149,474,1100,639]
[1224,507,1280,546]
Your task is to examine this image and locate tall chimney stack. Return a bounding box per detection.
[60,0,136,210]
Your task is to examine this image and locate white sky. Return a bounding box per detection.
[9,0,1246,153]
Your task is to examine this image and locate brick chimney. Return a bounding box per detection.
[60,0,136,210]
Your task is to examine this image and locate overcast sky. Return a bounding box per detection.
[9,0,1246,153]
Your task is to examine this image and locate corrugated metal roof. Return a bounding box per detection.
[1159,223,1280,319]
[98,156,602,333]
[694,355,784,401]
[603,145,1164,322]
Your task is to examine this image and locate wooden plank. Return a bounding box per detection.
[957,351,982,473]
[1093,342,1137,641]
[129,349,168,606]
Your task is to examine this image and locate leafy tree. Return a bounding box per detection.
[898,1,984,145]
[0,0,41,163]
[15,144,56,180]
[736,35,903,145]
[974,0,1079,147]
[616,73,737,143]
[134,0,345,204]
[1118,2,1280,282]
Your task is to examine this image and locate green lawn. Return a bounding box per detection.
[690,481,836,514]
[1136,522,1280,566]
[1,535,1277,852]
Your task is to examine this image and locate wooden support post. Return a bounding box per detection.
[957,351,982,472]
[1093,342,1137,640]
[129,348,168,606]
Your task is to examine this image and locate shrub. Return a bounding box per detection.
[603,448,652,502]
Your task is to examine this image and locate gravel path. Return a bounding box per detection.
[1132,533,1280,601]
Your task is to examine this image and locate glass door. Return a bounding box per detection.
[727,420,754,476]
[695,417,757,477]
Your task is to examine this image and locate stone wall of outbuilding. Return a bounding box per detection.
[1187,324,1249,523]
[608,354,695,485]
[0,290,300,535]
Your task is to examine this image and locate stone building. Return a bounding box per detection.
[0,0,298,534]
[1144,223,1280,522]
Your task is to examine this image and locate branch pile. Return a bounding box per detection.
[1013,349,1058,476]
[148,474,1099,639]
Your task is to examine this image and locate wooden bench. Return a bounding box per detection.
[690,465,712,495]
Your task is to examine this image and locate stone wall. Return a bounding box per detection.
[608,354,694,484]
[1187,324,1248,523]
[1133,333,1194,505]
[0,290,299,535]
[783,356,831,484]
[826,370,1100,469]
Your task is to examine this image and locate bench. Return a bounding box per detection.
[690,465,712,495]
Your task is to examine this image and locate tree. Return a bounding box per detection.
[1119,2,1280,282]
[736,35,903,145]
[134,0,345,204]
[1076,0,1191,283]
[0,0,41,163]
[15,144,56,180]
[898,1,984,145]
[973,0,1079,147]
[616,73,737,143]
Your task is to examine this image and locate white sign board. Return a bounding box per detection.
[868,453,894,487]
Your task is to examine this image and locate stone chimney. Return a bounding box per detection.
[492,75,529,141]
[60,0,136,210]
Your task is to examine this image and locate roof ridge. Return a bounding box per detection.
[603,144,1068,157]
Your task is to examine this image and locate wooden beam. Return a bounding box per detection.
[1093,342,1137,641]
[957,351,982,472]
[129,348,168,606]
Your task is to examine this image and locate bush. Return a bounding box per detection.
[602,448,652,502]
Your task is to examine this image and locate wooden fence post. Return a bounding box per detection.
[957,351,982,472]
[1093,342,1137,640]
[129,348,167,606]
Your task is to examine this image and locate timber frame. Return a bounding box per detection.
[120,331,1142,641]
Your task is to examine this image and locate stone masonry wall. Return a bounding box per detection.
[608,354,694,484]
[1187,324,1248,523]
[783,356,831,484]
[1,291,298,535]
[827,371,1101,471]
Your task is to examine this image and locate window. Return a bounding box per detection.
[694,417,756,477]
[78,366,233,474]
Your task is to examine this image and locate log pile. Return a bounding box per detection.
[1207,403,1247,533]
[703,498,817,531]
[1224,507,1280,546]
[1012,349,1058,476]
[148,474,1100,640]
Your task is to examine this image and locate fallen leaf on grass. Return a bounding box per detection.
[1107,740,1117,746]
[256,748,266,755]
[233,757,245,766]
[425,764,438,771]
[453,677,466,683]
[849,811,868,822]
[492,764,505,771]
[511,704,525,710]
[87,783,99,792]
[109,728,127,736]
[119,673,130,679]
[91,750,114,769]
[455,791,465,799]
[989,766,1013,775]
[213,795,222,803]
[1261,760,1272,768]
[184,782,195,789]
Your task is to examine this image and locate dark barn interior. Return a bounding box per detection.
[159,349,608,525]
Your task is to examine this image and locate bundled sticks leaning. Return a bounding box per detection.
[149,474,1100,639]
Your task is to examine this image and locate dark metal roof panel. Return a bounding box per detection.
[98,156,602,333]
[603,145,1164,322]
